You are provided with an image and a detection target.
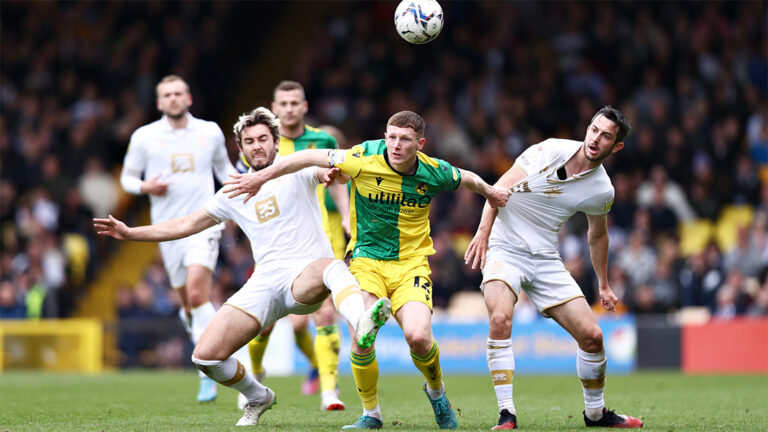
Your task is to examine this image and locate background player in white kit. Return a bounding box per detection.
[98,107,390,427]
[464,106,643,430]
[119,75,237,402]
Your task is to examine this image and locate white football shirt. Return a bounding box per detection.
[489,139,615,257]
[203,160,334,268]
[122,113,235,224]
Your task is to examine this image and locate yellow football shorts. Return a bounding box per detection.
[349,256,433,314]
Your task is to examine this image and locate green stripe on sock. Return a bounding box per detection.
[350,350,376,366]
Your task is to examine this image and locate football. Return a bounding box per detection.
[394,0,444,45]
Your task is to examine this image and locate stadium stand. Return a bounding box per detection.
[1,1,766,368]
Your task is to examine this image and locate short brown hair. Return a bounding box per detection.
[233,107,281,147]
[387,111,425,138]
[273,80,305,100]
[155,75,190,97]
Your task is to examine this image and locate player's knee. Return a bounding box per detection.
[187,290,207,308]
[580,327,604,352]
[192,343,225,362]
[404,329,432,353]
[312,307,335,326]
[488,311,512,333]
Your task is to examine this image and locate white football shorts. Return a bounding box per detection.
[481,247,584,317]
[159,224,222,289]
[224,258,324,329]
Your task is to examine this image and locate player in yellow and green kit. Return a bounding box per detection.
[236,81,350,411]
[224,111,511,429]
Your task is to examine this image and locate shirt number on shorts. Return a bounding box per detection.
[414,276,432,301]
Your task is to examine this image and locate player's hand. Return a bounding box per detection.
[464,231,490,270]
[143,175,170,196]
[598,284,619,312]
[487,186,511,208]
[93,215,131,240]
[222,172,265,204]
[323,167,341,188]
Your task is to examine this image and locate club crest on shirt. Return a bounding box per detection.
[543,186,563,197]
[416,182,428,195]
[254,196,280,223]
[171,154,194,172]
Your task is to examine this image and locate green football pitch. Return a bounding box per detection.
[1,371,766,431]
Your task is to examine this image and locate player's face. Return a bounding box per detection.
[156,80,192,120]
[384,125,425,170]
[583,115,624,162]
[271,89,307,129]
[240,124,279,171]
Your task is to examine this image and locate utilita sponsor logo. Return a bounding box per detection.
[367,192,431,208]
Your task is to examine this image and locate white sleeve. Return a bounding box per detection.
[298,166,321,187]
[582,188,615,216]
[211,125,237,183]
[120,132,147,195]
[202,190,231,224]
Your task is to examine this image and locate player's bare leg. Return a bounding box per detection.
[396,302,457,429]
[192,305,275,426]
[483,280,518,430]
[548,299,642,428]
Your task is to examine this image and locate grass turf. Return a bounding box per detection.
[1,371,766,431]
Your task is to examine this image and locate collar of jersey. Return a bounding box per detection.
[546,143,600,184]
[383,151,419,176]
[160,112,195,132]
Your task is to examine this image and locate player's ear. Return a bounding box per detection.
[418,137,426,150]
[611,141,624,154]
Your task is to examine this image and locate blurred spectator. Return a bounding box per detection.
[636,165,696,222]
[724,225,765,279]
[679,243,725,312]
[78,157,119,218]
[0,280,26,319]
[617,228,657,287]
[746,103,768,165]
[746,284,768,316]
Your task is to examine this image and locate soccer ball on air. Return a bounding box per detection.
[394,0,444,45]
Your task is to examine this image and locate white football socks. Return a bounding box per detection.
[192,356,269,404]
[323,259,366,329]
[577,348,607,420]
[487,338,516,414]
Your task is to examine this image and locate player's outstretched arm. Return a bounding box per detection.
[324,169,352,236]
[457,169,511,208]
[93,209,217,242]
[587,213,618,312]
[464,164,527,269]
[222,149,332,203]
[464,201,498,270]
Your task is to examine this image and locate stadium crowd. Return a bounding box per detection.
[1,1,767,366]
